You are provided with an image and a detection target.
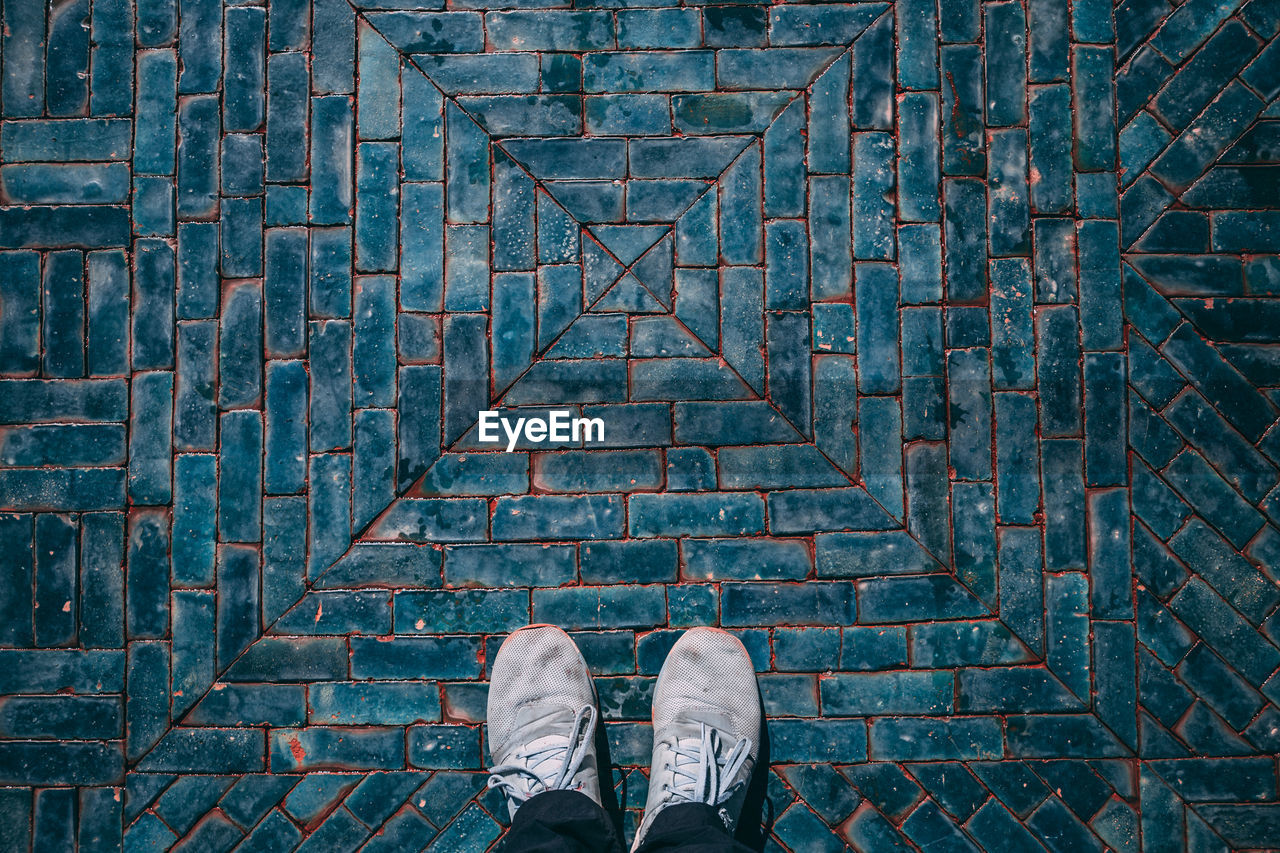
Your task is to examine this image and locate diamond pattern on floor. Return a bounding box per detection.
[0,0,1277,849]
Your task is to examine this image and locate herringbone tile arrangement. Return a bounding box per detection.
[0,0,1276,848]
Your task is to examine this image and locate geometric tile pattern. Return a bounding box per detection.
[1119,0,1280,847]
[0,0,1276,848]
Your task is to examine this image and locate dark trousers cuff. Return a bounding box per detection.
[632,803,751,853]
[501,789,624,853]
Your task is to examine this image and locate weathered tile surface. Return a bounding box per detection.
[0,0,1277,848]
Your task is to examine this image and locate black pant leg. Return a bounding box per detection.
[631,804,755,853]
[498,790,626,853]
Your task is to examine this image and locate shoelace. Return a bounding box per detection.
[661,723,752,809]
[487,705,597,807]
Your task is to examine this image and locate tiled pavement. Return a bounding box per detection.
[0,0,1278,849]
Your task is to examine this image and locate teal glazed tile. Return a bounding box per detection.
[16,0,1280,847]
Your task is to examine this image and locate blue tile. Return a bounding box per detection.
[266,53,309,183]
[899,93,941,222]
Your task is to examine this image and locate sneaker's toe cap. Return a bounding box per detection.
[487,625,596,744]
[654,628,761,748]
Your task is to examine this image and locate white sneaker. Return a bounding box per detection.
[486,625,601,817]
[632,628,760,850]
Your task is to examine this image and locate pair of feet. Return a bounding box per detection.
[486,625,761,850]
